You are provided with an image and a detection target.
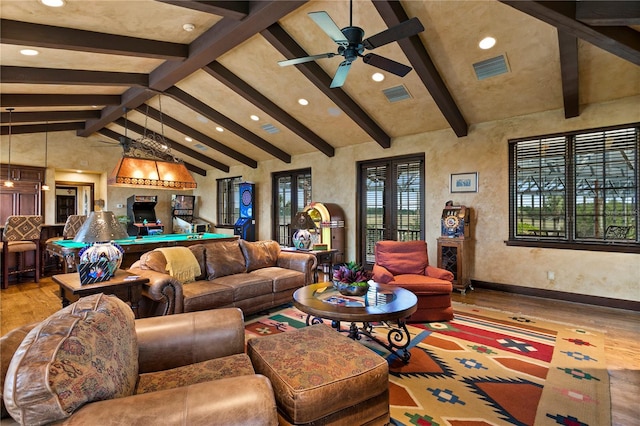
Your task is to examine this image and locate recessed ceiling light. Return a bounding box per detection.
[185,136,193,142]
[250,115,259,121]
[215,126,224,132]
[20,49,39,56]
[40,0,65,7]
[372,73,385,82]
[479,37,496,50]
[298,98,309,106]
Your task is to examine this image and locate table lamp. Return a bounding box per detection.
[74,211,129,282]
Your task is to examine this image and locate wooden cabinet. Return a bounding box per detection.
[0,165,44,225]
[437,237,473,294]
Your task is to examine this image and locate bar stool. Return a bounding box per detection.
[44,215,86,273]
[1,215,43,289]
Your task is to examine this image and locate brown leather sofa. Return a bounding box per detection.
[128,239,317,317]
[1,294,277,425]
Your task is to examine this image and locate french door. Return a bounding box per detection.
[357,154,425,266]
[272,169,312,246]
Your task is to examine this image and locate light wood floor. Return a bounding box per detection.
[1,278,638,425]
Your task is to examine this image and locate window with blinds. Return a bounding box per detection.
[217,176,242,226]
[509,124,639,249]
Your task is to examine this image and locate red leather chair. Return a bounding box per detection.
[372,240,454,322]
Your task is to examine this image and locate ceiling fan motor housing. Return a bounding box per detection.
[340,26,365,61]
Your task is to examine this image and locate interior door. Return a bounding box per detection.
[358,155,425,266]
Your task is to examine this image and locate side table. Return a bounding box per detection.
[52,269,149,318]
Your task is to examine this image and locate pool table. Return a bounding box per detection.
[47,233,238,273]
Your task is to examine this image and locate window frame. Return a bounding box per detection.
[507,123,639,253]
[216,176,242,228]
[271,168,312,246]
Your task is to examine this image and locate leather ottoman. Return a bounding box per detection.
[247,324,389,425]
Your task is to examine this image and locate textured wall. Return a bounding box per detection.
[199,95,640,302]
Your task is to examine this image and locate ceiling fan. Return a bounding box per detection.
[278,1,424,88]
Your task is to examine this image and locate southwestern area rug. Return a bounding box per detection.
[245,301,610,426]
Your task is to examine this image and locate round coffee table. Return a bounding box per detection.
[293,282,417,363]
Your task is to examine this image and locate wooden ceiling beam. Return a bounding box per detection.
[79,88,157,136]
[165,86,291,163]
[1,94,120,107]
[149,1,306,92]
[0,110,100,124]
[499,1,640,66]
[134,104,258,168]
[262,23,391,149]
[154,1,249,20]
[1,66,148,87]
[204,61,335,157]
[110,119,229,173]
[575,1,640,26]
[371,0,468,138]
[558,31,579,118]
[0,122,83,135]
[0,19,187,60]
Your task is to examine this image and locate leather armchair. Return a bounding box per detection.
[1,305,278,426]
[372,240,454,322]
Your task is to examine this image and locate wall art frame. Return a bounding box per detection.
[450,172,478,193]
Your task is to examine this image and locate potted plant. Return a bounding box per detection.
[332,261,372,296]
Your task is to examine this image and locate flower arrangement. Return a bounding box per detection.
[332,262,372,296]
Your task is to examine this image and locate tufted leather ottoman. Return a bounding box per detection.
[247,324,389,425]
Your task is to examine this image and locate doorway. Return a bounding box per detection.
[55,181,94,224]
[357,154,425,266]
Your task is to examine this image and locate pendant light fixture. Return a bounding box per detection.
[108,95,197,190]
[42,121,50,191]
[4,107,14,188]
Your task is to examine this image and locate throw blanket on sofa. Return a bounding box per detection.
[157,247,201,283]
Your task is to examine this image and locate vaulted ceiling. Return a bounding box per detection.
[1,0,639,177]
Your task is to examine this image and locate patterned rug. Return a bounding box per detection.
[244,302,610,426]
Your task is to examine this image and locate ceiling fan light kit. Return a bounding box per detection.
[278,2,424,88]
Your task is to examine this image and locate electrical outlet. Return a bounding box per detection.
[547,271,555,280]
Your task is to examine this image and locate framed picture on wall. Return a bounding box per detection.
[450,172,478,193]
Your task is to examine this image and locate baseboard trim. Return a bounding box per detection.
[471,280,640,312]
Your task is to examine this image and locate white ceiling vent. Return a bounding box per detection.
[261,123,280,134]
[382,85,412,103]
[473,54,510,80]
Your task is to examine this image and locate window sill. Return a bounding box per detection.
[505,239,640,254]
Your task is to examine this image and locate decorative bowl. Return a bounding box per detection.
[333,281,370,297]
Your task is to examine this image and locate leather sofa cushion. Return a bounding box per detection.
[135,353,255,394]
[211,273,273,301]
[3,294,138,425]
[375,240,429,275]
[247,324,388,424]
[239,240,280,272]
[138,244,207,281]
[204,240,246,279]
[182,281,235,313]
[250,267,305,293]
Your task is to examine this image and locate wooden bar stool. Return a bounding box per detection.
[1,215,43,289]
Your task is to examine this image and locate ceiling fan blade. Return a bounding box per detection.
[278,53,336,67]
[363,17,424,50]
[330,61,352,88]
[362,53,412,77]
[308,11,349,46]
